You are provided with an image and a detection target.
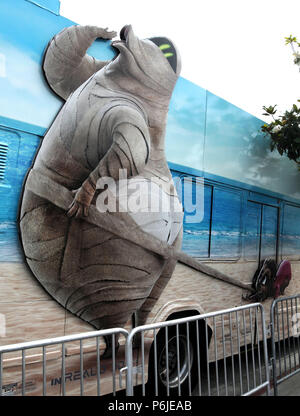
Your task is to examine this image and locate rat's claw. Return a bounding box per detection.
[83,206,89,217]
[105,29,117,38]
[67,200,87,219]
[67,184,93,219]
[75,204,83,219]
[67,201,77,218]
[97,28,117,39]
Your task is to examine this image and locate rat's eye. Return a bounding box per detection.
[158,43,174,58]
[148,36,177,73]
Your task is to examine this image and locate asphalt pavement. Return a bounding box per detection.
[276,372,300,396]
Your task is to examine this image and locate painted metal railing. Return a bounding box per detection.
[270,294,300,396]
[0,303,272,397]
[126,303,270,396]
[0,328,128,396]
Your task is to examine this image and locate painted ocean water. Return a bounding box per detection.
[0,221,23,262]
[0,221,241,262]
[0,218,299,263]
[182,226,241,258]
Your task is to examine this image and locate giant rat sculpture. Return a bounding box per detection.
[19,24,183,353]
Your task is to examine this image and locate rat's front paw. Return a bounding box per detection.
[67,180,95,219]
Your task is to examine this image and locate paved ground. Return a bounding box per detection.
[276,371,300,396]
[108,339,300,397]
[108,370,300,396]
[269,338,300,396]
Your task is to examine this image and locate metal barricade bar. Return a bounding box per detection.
[0,302,273,397]
[0,327,128,397]
[126,303,270,396]
[270,294,300,396]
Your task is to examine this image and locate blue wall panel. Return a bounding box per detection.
[0,127,40,261]
[261,205,278,259]
[166,78,206,172]
[26,0,60,15]
[0,0,115,129]
[282,204,300,259]
[210,188,242,258]
[204,91,300,202]
[182,182,211,258]
[245,201,261,260]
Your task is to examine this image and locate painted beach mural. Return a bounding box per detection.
[1,1,300,269]
[0,0,115,262]
[1,31,300,265]
[168,78,300,262]
[0,0,299,350]
[0,0,300,397]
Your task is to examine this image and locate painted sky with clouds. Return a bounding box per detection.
[0,0,299,201]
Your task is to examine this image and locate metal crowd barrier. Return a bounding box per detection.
[0,328,128,396]
[270,294,300,396]
[126,303,270,396]
[0,303,271,397]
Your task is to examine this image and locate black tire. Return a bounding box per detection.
[147,320,211,395]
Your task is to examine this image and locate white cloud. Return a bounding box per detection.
[0,39,42,97]
[0,38,62,127]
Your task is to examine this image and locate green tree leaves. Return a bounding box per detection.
[285,35,299,46]
[261,104,300,163]
[261,35,300,168]
[262,105,277,116]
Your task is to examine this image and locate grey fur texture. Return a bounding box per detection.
[19,25,183,340]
